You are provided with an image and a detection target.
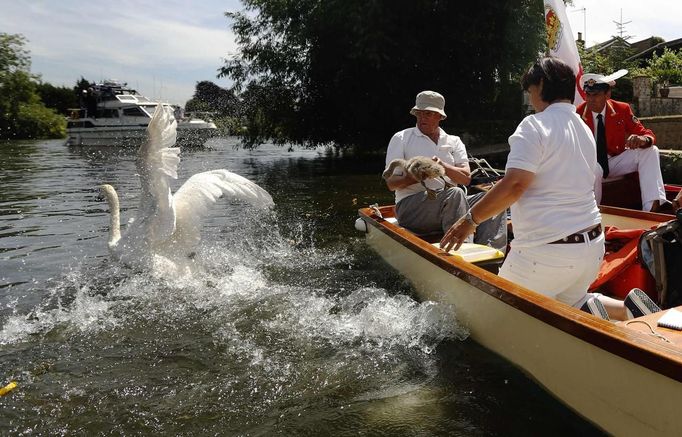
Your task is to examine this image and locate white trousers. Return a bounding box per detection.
[499,234,605,307]
[593,146,667,211]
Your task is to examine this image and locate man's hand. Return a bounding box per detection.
[625,134,651,149]
[433,156,471,185]
[673,191,682,213]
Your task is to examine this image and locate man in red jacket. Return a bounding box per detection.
[576,71,667,211]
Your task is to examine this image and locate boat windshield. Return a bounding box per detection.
[140,104,158,117]
[117,95,138,103]
[140,104,175,117]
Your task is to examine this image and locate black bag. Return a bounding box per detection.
[639,211,682,308]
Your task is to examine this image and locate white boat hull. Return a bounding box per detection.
[362,209,682,437]
[65,80,220,147]
[66,124,218,147]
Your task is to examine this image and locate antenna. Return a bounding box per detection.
[613,8,633,41]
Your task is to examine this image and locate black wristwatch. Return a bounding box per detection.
[464,210,479,227]
[645,136,653,146]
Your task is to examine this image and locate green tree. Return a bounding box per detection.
[0,33,65,139]
[73,76,93,97]
[578,44,613,77]
[577,39,641,102]
[221,0,545,150]
[185,80,239,116]
[640,47,682,88]
[0,33,31,74]
[36,81,79,116]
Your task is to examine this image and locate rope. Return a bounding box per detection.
[624,319,673,343]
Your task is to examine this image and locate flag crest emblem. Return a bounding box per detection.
[545,6,563,51]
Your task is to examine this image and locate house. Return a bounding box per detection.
[582,34,682,67]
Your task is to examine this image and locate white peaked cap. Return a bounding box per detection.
[582,69,629,88]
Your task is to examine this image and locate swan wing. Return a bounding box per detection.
[170,170,274,251]
[132,104,180,242]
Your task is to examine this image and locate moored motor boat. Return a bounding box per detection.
[66,80,220,148]
[356,203,682,437]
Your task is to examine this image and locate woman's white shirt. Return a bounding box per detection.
[506,102,601,247]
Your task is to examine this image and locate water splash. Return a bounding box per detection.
[0,204,471,436]
[1,214,466,351]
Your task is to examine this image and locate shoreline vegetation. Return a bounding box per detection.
[3,2,681,152]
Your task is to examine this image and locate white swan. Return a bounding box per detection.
[99,104,273,271]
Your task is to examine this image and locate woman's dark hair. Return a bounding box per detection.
[521,57,576,103]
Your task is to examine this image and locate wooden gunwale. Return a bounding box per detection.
[358,205,682,382]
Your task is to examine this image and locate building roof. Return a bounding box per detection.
[624,37,682,63]
[585,36,682,65]
[588,36,632,53]
[629,36,665,53]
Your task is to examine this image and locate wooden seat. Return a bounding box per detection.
[601,172,642,210]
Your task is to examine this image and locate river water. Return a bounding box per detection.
[0,138,602,435]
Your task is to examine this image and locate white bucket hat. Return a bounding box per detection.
[410,91,446,119]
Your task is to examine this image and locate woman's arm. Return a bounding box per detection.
[440,168,535,252]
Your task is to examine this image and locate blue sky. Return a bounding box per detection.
[1,1,680,106]
[1,0,242,105]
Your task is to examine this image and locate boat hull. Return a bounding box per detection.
[65,81,220,148]
[66,124,218,148]
[360,206,682,436]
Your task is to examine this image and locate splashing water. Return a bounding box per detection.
[0,139,600,436]
[0,202,466,434]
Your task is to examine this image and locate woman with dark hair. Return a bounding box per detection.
[440,57,658,320]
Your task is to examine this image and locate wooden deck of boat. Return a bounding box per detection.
[624,309,682,348]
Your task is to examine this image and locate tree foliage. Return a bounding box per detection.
[577,38,642,75]
[638,48,682,87]
[577,41,638,101]
[0,33,65,140]
[221,0,545,150]
[36,81,79,116]
[185,80,239,115]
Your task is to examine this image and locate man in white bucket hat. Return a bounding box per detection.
[576,70,666,212]
[383,91,506,251]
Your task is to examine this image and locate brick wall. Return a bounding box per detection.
[640,115,682,150]
[633,76,682,117]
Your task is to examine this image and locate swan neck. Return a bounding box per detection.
[101,184,121,246]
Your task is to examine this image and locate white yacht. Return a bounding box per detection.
[66,80,219,147]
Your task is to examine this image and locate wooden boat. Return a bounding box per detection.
[356,204,682,437]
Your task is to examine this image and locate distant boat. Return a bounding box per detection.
[66,80,219,147]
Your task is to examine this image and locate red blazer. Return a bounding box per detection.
[576,99,655,157]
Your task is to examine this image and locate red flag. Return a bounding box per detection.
[543,0,584,105]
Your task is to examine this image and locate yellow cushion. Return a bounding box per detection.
[432,242,505,263]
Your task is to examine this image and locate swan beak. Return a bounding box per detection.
[95,185,107,201]
[96,184,115,201]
